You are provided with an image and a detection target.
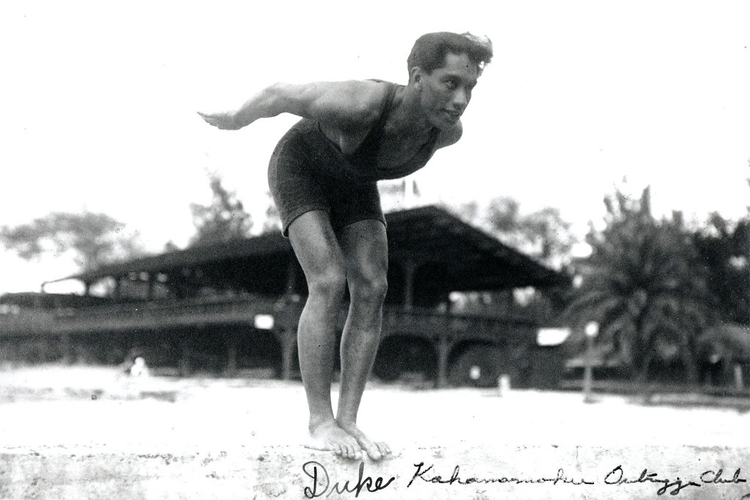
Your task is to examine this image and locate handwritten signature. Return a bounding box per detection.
[604,465,748,496]
[302,461,750,498]
[302,461,395,498]
[408,461,594,487]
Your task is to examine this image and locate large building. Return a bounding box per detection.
[0,206,571,388]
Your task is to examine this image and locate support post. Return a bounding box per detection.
[286,257,299,295]
[583,321,599,403]
[60,333,73,365]
[225,333,238,377]
[403,260,417,311]
[734,363,745,391]
[280,328,297,381]
[179,338,192,377]
[436,334,451,388]
[583,334,595,402]
[113,276,122,300]
[147,274,155,301]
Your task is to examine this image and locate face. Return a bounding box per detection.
[415,52,480,129]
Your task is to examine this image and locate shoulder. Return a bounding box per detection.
[434,121,463,149]
[305,80,393,128]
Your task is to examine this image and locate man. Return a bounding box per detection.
[199,32,492,461]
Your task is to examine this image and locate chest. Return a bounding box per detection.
[374,129,434,168]
[319,119,437,169]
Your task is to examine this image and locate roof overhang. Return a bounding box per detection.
[51,205,570,293]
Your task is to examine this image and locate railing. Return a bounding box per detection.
[51,295,287,333]
[0,310,56,336]
[1,295,539,342]
[382,307,538,342]
[0,296,285,337]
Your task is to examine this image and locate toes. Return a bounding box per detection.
[330,440,360,460]
[348,441,363,460]
[366,442,392,460]
[364,444,383,461]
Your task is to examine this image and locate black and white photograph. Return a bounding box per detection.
[1,1,749,499]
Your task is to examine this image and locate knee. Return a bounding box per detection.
[307,267,347,300]
[350,272,388,305]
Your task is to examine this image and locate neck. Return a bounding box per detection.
[389,85,432,136]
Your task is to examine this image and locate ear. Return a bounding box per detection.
[409,66,424,88]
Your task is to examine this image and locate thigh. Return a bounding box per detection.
[268,128,330,237]
[337,219,389,285]
[287,210,346,280]
[329,182,386,233]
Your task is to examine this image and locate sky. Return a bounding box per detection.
[1,0,749,294]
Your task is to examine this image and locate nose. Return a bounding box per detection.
[452,87,470,110]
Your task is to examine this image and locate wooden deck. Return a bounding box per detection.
[0,295,544,387]
[1,295,537,342]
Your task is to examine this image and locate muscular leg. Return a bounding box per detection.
[336,220,391,460]
[287,211,362,460]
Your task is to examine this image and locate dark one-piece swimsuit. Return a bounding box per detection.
[268,81,441,236]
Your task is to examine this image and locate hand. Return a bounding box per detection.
[197,110,239,130]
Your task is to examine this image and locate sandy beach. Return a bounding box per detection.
[1,365,749,499]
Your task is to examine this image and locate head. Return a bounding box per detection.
[407,32,493,82]
[406,32,493,129]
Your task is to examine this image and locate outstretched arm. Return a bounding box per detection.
[198,80,387,131]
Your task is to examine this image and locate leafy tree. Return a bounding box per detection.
[261,191,281,234]
[564,187,711,383]
[444,197,575,322]
[0,211,143,271]
[163,240,181,253]
[189,172,253,246]
[693,214,749,325]
[448,197,576,270]
[691,164,749,327]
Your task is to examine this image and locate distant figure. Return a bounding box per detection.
[129,356,150,378]
[199,32,492,461]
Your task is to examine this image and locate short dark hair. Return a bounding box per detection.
[407,32,493,78]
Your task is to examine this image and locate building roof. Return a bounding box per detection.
[384,205,568,290]
[52,205,569,296]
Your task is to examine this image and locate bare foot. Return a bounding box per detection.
[305,420,363,460]
[338,422,390,461]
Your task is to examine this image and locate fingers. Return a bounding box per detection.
[196,111,226,129]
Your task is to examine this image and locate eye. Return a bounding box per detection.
[444,79,458,90]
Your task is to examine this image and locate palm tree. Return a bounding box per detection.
[565,187,711,383]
